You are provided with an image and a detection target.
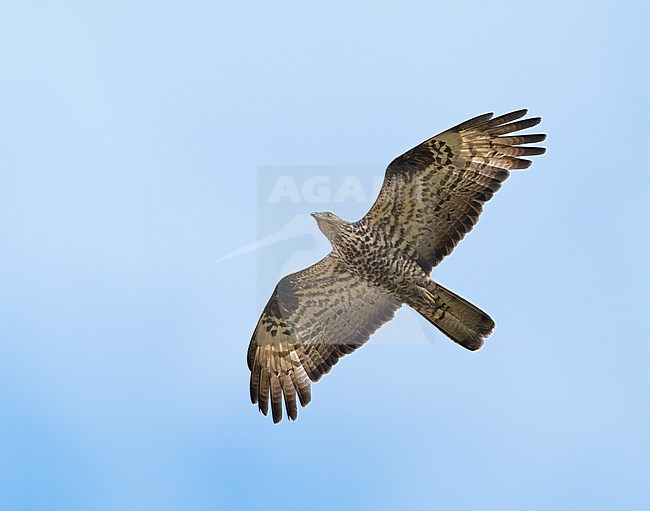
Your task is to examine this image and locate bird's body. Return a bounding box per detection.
[248,109,546,422]
[314,212,495,352]
[316,214,429,296]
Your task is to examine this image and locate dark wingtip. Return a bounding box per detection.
[247,335,257,371]
[452,112,494,131]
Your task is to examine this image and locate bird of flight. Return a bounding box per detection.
[248,109,546,422]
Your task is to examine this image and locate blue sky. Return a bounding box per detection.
[1,1,649,510]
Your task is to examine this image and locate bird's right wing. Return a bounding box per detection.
[364,109,546,272]
[248,254,402,423]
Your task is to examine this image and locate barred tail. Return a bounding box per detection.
[411,282,495,351]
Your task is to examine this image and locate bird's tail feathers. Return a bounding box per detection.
[412,282,495,350]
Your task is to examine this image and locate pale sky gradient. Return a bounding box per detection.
[1,1,649,510]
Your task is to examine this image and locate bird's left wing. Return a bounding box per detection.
[248,254,402,423]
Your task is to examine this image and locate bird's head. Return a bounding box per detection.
[311,211,346,241]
